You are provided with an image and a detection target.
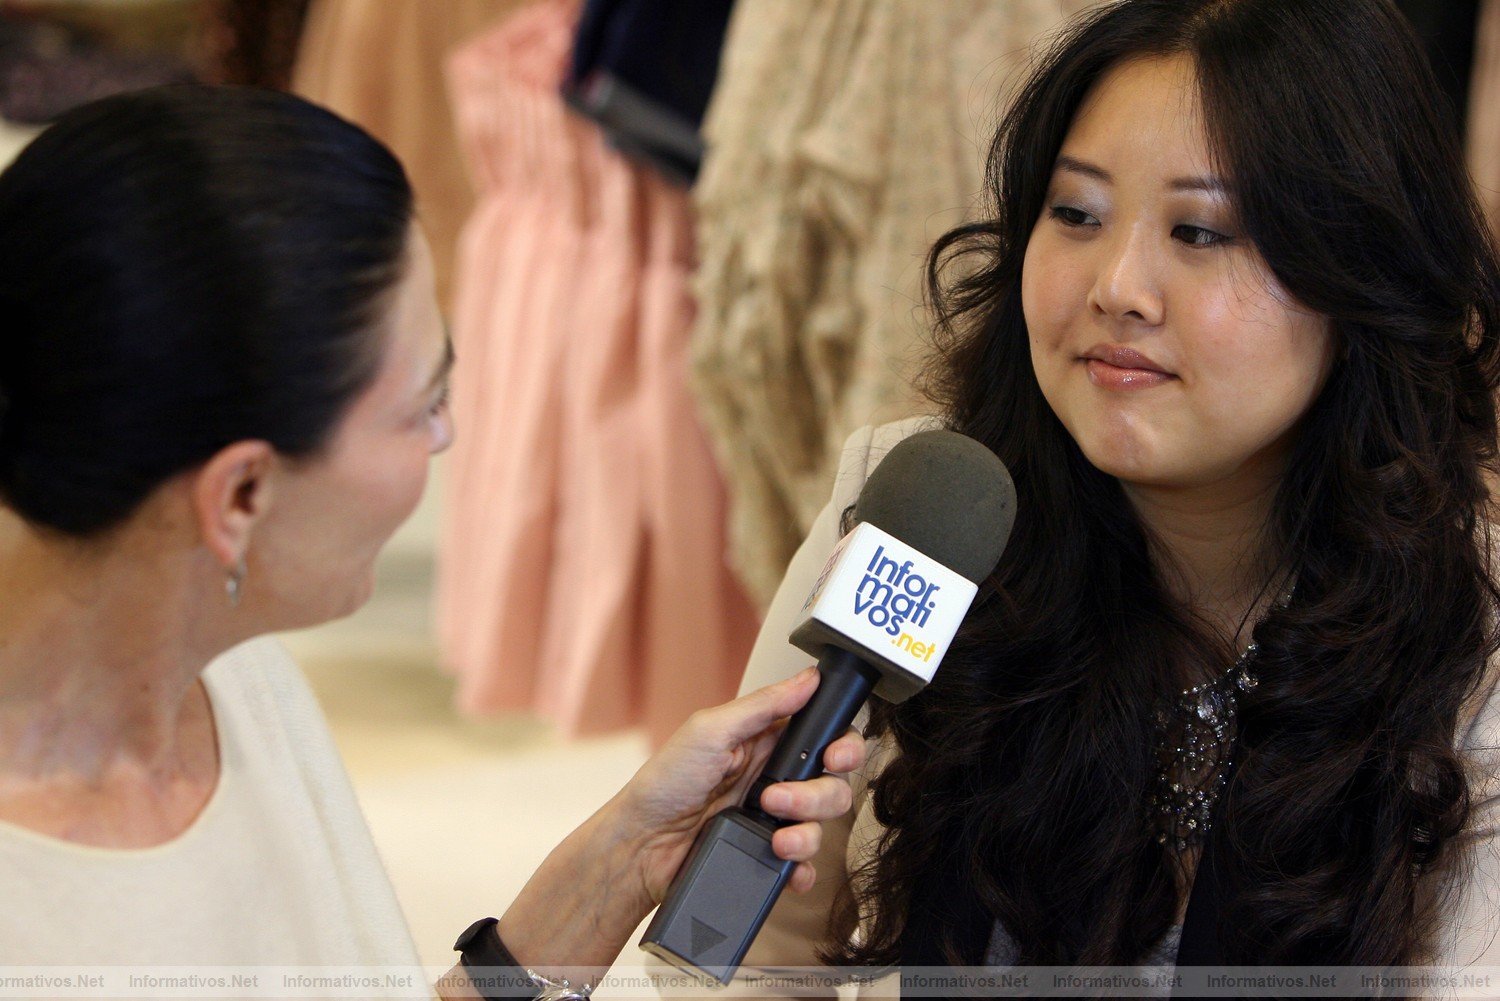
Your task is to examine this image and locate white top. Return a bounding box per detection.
[0,637,422,976]
[724,417,1500,997]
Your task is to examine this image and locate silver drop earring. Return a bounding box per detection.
[226,559,247,608]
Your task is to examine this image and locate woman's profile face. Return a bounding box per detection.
[1021,54,1335,495]
[251,226,454,627]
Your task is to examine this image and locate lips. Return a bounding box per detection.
[1081,344,1171,374]
[1080,344,1175,390]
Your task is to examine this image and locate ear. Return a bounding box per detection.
[190,440,276,570]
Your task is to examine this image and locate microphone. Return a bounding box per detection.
[640,429,1016,984]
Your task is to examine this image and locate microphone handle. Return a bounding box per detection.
[743,646,881,825]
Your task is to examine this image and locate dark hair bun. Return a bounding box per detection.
[0,85,413,536]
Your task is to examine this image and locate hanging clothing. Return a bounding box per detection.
[562,0,736,186]
[207,0,313,89]
[291,0,525,310]
[1471,0,1500,234]
[689,0,1099,606]
[437,0,756,746]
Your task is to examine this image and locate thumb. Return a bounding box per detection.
[700,666,820,747]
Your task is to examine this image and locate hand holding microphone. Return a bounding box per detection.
[465,669,866,1000]
[641,430,1016,983]
[617,666,868,903]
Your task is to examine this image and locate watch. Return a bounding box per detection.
[453,918,533,1000]
[453,918,593,1001]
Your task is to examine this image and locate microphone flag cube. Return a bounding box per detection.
[789,522,977,704]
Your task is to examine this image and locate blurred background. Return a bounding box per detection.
[0,0,1495,968]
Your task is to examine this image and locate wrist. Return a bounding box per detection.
[497,801,654,977]
[449,920,594,1001]
[587,794,659,911]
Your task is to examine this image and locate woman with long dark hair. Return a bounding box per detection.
[736,0,1500,978]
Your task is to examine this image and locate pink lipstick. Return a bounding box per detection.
[1081,344,1175,390]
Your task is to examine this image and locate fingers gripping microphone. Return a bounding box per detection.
[641,430,1016,983]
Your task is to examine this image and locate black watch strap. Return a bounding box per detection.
[453,918,538,1001]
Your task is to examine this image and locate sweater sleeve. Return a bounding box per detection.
[1433,663,1500,969]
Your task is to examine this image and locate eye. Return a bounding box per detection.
[427,384,450,418]
[1172,224,1231,247]
[1049,205,1098,228]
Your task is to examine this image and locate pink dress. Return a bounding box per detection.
[290,0,525,310]
[438,0,758,746]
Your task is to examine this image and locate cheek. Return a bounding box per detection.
[321,441,431,560]
[1021,232,1064,342]
[1022,230,1098,357]
[1022,232,1091,409]
[1186,294,1333,434]
[395,450,431,522]
[370,442,431,531]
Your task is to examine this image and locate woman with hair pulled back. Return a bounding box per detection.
[734,0,1500,981]
[0,86,868,994]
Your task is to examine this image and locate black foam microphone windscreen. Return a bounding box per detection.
[853,428,1016,584]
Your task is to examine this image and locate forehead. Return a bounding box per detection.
[1060,54,1211,175]
[359,230,446,402]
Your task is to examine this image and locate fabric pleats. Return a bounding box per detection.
[689,0,1101,605]
[291,0,525,310]
[438,0,756,745]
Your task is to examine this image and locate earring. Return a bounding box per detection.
[226,559,247,608]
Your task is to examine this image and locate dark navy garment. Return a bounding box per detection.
[562,0,736,186]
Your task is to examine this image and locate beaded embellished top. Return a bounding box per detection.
[1148,582,1294,852]
[1148,643,1260,851]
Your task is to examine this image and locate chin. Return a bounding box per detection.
[283,569,378,629]
[1074,432,1156,479]
[1078,445,1200,490]
[334,569,379,619]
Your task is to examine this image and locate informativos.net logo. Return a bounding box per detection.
[790,522,978,702]
[855,545,941,647]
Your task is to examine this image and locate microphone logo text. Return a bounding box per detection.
[855,545,941,655]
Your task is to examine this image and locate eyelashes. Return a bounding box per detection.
[1047,205,1234,248]
[1171,224,1231,247]
[1049,205,1096,228]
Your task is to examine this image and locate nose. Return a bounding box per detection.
[1088,222,1164,326]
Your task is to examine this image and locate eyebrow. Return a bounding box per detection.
[1053,154,1227,194]
[424,327,456,396]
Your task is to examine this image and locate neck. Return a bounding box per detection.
[0,510,239,782]
[1121,463,1288,648]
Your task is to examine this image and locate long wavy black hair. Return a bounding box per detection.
[828,0,1500,969]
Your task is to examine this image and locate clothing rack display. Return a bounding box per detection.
[291,0,525,310]
[688,0,1099,605]
[436,0,755,746]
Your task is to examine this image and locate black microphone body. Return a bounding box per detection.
[743,647,880,824]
